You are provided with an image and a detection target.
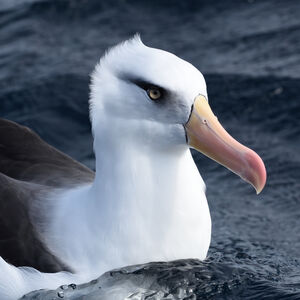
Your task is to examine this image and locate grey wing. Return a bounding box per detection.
[0,118,94,272]
[0,118,94,187]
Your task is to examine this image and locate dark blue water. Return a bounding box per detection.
[1,0,300,299]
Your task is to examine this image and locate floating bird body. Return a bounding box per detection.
[0,36,266,299]
[44,139,211,275]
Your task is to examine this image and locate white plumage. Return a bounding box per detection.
[0,35,266,299]
[41,35,211,281]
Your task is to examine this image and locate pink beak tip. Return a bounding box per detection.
[249,151,267,195]
[240,149,267,195]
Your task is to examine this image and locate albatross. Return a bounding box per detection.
[0,36,266,299]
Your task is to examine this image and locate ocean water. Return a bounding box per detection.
[1,0,300,299]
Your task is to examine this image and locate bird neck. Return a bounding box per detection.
[89,132,190,215]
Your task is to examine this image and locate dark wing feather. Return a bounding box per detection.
[0,118,94,186]
[0,118,94,272]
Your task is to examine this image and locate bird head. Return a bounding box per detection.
[90,35,266,194]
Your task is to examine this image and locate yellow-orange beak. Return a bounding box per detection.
[185,95,266,194]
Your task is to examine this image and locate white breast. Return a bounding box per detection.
[42,146,211,278]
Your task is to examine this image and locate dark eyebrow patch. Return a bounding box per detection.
[118,72,171,101]
[119,72,164,90]
[131,78,159,90]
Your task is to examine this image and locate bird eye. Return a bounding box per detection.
[147,88,161,101]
